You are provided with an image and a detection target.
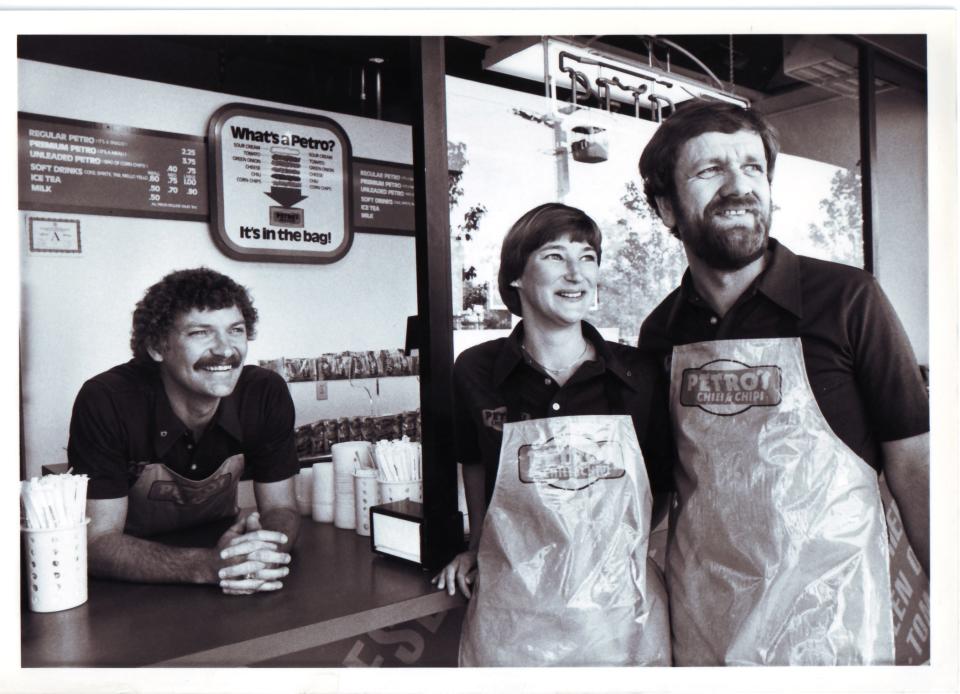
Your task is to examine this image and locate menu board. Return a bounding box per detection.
[18,112,207,221]
[19,109,415,251]
[208,103,353,264]
[352,159,416,233]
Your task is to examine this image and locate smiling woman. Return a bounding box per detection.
[502,204,601,370]
[512,238,598,335]
[432,203,676,666]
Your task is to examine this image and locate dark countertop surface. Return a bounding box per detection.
[21,518,463,667]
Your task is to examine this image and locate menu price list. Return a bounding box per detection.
[351,160,415,232]
[18,113,208,220]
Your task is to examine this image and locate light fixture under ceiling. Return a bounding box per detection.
[483,36,750,118]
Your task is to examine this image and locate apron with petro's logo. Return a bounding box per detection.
[124,454,244,537]
[459,414,670,666]
[668,337,894,665]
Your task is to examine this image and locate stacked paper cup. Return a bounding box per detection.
[331,441,374,529]
[311,461,335,522]
[294,467,314,515]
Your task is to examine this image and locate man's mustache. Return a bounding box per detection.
[194,355,242,370]
[707,194,761,215]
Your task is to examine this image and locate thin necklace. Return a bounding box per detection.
[522,341,589,376]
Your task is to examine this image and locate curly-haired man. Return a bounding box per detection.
[68,267,300,595]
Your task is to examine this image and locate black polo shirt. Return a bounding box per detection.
[639,238,929,472]
[453,321,676,504]
[68,361,299,499]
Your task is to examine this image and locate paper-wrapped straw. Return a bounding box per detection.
[20,473,89,530]
[372,438,422,483]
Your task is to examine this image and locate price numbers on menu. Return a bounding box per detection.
[146,147,200,203]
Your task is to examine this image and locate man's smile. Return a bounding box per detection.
[195,358,241,373]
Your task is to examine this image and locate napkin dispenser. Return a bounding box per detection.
[370,500,426,566]
[370,500,466,569]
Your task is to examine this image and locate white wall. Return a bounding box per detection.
[19,60,420,478]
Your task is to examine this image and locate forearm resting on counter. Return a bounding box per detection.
[253,478,301,554]
[88,532,221,585]
[258,506,301,554]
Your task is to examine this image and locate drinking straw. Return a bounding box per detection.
[372,438,422,482]
[20,473,89,530]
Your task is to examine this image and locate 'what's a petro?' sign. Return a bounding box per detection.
[208,103,353,263]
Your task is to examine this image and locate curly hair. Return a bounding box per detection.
[497,203,602,317]
[639,99,780,238]
[130,267,258,363]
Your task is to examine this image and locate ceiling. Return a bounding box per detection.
[18,34,926,125]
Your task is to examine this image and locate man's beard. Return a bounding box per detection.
[675,194,771,271]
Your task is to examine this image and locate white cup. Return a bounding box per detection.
[311,502,334,523]
[295,468,314,515]
[331,442,373,530]
[311,462,335,523]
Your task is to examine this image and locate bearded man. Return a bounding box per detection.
[637,100,929,665]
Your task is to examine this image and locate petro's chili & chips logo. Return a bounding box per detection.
[518,437,625,491]
[680,359,782,415]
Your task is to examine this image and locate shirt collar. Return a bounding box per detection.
[754,238,803,318]
[492,320,637,391]
[152,373,244,456]
[664,237,803,334]
[216,390,244,442]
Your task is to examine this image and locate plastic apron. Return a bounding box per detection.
[124,454,244,537]
[667,337,894,665]
[459,414,670,666]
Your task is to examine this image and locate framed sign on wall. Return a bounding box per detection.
[207,103,354,263]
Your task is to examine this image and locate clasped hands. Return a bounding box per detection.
[215,511,291,596]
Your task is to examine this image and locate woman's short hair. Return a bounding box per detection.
[639,99,780,236]
[130,267,258,363]
[497,203,602,317]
